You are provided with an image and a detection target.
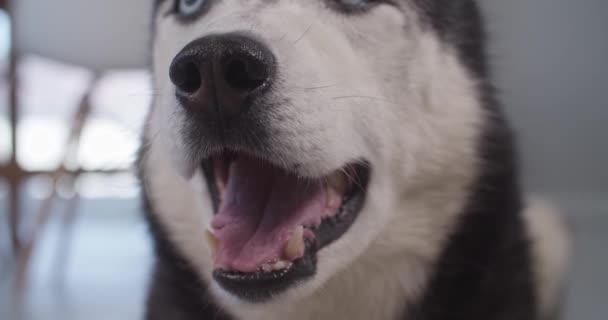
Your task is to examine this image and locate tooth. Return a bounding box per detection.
[213,158,228,198]
[326,172,347,208]
[284,226,305,260]
[327,172,348,191]
[261,263,273,273]
[205,229,219,258]
[216,180,226,199]
[272,260,291,271]
[327,185,342,208]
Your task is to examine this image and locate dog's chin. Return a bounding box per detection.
[199,152,371,302]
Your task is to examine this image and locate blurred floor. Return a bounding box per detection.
[0,188,152,320]
[0,46,152,319]
[0,188,606,320]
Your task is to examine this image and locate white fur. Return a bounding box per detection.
[142,1,541,319]
[523,198,572,318]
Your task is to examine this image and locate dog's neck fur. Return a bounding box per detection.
[227,255,424,320]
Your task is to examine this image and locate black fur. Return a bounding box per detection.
[412,0,489,79]
[404,97,536,319]
[405,1,536,319]
[140,1,536,319]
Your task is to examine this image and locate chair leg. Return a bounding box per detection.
[7,174,21,254]
[14,184,58,294]
[52,189,81,286]
[7,18,20,254]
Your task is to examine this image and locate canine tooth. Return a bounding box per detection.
[327,185,342,208]
[216,179,226,198]
[327,171,348,191]
[326,172,348,208]
[284,226,305,259]
[205,229,219,258]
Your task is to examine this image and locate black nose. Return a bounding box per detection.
[169,33,276,118]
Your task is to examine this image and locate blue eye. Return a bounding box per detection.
[178,0,207,16]
[340,0,367,5]
[333,0,379,13]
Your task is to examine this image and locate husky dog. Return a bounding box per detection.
[139,1,570,319]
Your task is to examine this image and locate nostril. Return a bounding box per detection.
[171,61,202,95]
[170,34,276,117]
[222,56,269,92]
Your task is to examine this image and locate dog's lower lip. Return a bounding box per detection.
[201,155,370,301]
[212,240,318,302]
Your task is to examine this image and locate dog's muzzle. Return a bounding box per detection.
[165,32,372,302]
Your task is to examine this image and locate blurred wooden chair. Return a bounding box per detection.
[0,0,151,296]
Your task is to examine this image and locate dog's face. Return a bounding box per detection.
[146,0,484,313]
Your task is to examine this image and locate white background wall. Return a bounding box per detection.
[14,0,152,69]
[481,3,607,317]
[481,0,608,204]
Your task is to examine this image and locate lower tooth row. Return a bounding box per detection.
[261,260,292,273]
[272,260,291,270]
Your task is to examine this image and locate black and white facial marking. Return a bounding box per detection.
[141,1,569,319]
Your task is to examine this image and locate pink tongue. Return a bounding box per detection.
[211,157,327,272]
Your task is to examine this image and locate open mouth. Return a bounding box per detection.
[201,153,370,301]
